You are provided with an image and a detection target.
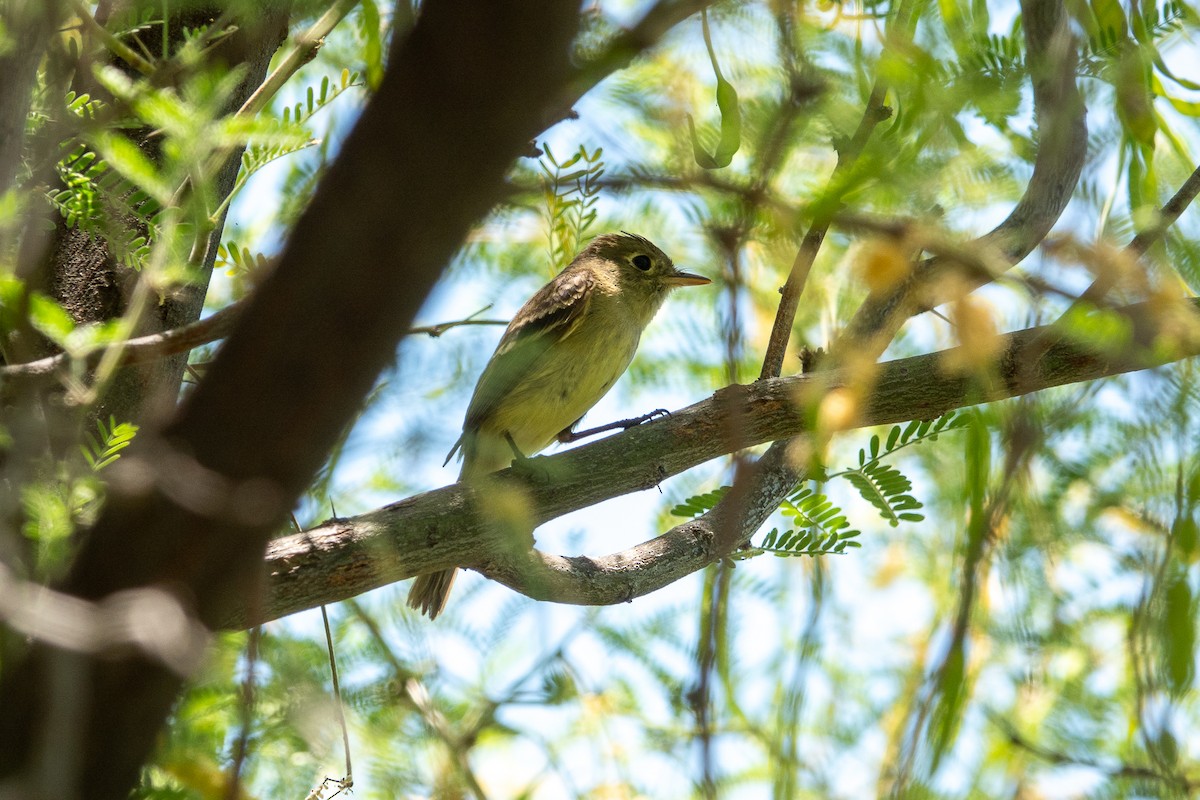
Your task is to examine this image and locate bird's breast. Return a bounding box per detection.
[484,307,642,456]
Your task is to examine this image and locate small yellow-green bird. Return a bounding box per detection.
[408,232,711,618]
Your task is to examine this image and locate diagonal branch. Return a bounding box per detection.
[837,0,1087,362]
[0,2,583,796]
[245,294,1200,628]
[758,0,913,379]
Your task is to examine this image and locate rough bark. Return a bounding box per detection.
[0,1,65,197]
[44,4,289,428]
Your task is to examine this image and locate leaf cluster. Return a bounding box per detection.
[672,412,969,559]
[539,143,605,273]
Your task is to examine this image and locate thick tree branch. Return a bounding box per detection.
[838,0,1087,359]
[0,2,582,797]
[244,295,1200,627]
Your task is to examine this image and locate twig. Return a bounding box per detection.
[320,606,353,788]
[890,411,1036,792]
[224,625,261,800]
[1065,160,1200,315]
[345,600,490,800]
[67,0,155,76]
[407,317,508,337]
[408,305,507,337]
[1005,161,1200,389]
[690,561,730,800]
[0,298,244,380]
[237,0,359,119]
[996,715,1197,791]
[758,2,910,379]
[0,302,507,381]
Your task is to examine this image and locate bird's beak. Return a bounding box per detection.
[664,269,712,287]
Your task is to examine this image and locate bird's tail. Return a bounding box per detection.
[407,568,457,620]
[410,434,507,619]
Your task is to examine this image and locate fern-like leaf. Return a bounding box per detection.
[81,416,139,472]
[216,241,272,277]
[540,143,605,273]
[841,462,924,526]
[670,486,730,518]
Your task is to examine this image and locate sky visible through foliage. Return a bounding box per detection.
[7,0,1200,797]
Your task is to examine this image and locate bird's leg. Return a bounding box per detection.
[504,431,551,486]
[504,431,529,462]
[556,408,670,443]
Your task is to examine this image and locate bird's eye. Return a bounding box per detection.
[632,254,652,271]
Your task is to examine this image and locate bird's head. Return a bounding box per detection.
[582,232,710,307]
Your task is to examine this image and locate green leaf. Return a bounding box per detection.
[90,133,173,206]
[1174,515,1199,562]
[28,293,76,347]
[1164,572,1196,695]
[670,486,730,518]
[688,12,741,170]
[81,417,140,472]
[1090,0,1129,41]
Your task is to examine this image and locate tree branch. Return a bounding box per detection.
[242,295,1200,628]
[0,300,244,380]
[758,0,912,378]
[0,2,582,796]
[0,301,507,381]
[837,0,1087,360]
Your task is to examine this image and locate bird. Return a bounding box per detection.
[407,232,711,618]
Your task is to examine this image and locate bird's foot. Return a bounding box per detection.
[556,408,671,443]
[504,432,553,483]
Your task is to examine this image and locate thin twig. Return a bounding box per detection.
[237,0,359,119]
[996,716,1198,791]
[408,313,508,338]
[0,297,243,380]
[67,0,155,76]
[891,410,1036,793]
[0,302,507,381]
[690,561,730,800]
[1005,162,1200,389]
[224,625,262,800]
[345,600,491,800]
[757,0,912,379]
[320,606,353,786]
[1063,160,1200,315]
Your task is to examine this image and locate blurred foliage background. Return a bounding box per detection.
[6,0,1200,797]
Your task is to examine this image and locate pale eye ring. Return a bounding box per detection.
[632,254,652,271]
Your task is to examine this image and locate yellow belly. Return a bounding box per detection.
[465,315,640,476]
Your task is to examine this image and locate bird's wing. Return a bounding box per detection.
[455,269,595,444]
[500,267,595,348]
